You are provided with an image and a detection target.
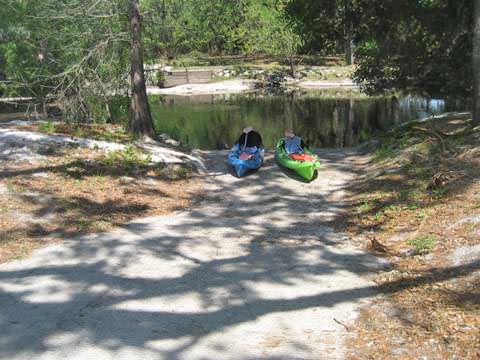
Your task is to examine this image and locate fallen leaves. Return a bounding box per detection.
[0,145,203,263]
[345,117,480,359]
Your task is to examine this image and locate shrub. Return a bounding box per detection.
[99,145,152,174]
[407,235,437,254]
[38,121,56,134]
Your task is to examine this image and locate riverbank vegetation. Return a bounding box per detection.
[1,0,478,129]
[343,115,480,358]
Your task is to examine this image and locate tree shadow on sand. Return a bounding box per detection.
[0,149,478,359]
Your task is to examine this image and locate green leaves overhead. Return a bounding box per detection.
[1,0,131,119]
[141,0,299,57]
[351,0,473,97]
[1,0,474,114]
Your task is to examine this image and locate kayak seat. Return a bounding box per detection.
[289,153,316,162]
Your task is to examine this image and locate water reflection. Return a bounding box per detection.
[150,92,453,150]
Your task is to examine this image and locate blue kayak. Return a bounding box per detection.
[228,145,264,177]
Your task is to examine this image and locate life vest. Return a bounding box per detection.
[237,131,263,149]
[284,136,303,154]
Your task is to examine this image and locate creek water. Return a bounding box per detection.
[150,91,459,150]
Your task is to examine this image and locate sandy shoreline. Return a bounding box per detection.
[298,79,358,89]
[147,79,256,96]
[147,78,358,95]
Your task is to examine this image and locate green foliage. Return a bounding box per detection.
[406,203,420,211]
[356,197,382,213]
[2,0,472,125]
[142,0,303,61]
[153,163,194,180]
[38,121,56,134]
[416,209,429,220]
[432,186,449,199]
[81,96,129,125]
[373,144,396,161]
[372,129,415,161]
[383,204,402,212]
[143,0,257,57]
[0,1,61,98]
[1,0,309,121]
[373,211,383,221]
[407,235,437,254]
[99,145,152,173]
[1,0,130,120]
[356,200,373,213]
[352,0,473,97]
[109,96,130,125]
[289,0,473,98]
[6,181,15,192]
[243,1,303,74]
[471,201,480,209]
[287,0,351,54]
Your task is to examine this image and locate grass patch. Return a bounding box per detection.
[6,180,15,192]
[98,145,152,174]
[383,204,402,213]
[406,203,421,210]
[373,211,383,221]
[470,201,480,209]
[432,186,449,199]
[356,200,373,213]
[415,209,429,220]
[153,163,194,180]
[38,121,56,134]
[406,235,437,254]
[373,144,396,161]
[409,164,431,177]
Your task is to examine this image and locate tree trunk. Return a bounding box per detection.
[344,2,355,66]
[474,0,480,125]
[345,25,355,65]
[128,0,156,139]
[288,54,296,77]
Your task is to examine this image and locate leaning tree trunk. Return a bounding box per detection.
[474,0,480,125]
[128,0,156,139]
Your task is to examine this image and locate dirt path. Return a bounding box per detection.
[0,149,387,359]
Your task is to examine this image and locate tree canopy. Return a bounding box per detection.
[0,0,477,126]
[352,0,473,98]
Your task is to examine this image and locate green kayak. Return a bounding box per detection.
[275,139,321,181]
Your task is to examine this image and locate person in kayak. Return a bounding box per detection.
[228,126,264,177]
[235,126,263,160]
[283,129,315,161]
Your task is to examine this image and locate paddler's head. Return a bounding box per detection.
[284,129,295,138]
[243,126,253,134]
